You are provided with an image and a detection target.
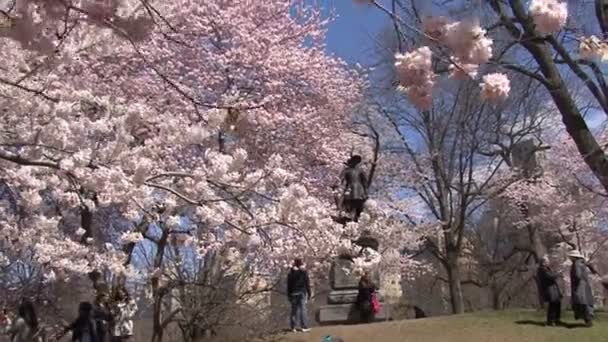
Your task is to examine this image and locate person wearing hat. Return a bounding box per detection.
[340,155,368,222]
[568,250,594,327]
[537,256,563,326]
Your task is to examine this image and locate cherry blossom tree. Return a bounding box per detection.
[356,0,608,195]
[0,1,430,339]
[0,0,359,336]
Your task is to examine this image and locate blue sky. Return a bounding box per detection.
[323,1,386,64]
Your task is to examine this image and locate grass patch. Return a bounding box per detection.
[264,310,607,342]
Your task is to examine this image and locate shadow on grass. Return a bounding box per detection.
[515,320,590,329]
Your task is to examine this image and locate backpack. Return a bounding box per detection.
[371,292,381,314]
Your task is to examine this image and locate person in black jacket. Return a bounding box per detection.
[537,256,563,326]
[356,272,377,324]
[287,258,311,332]
[57,302,100,342]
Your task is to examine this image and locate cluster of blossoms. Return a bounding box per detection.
[441,19,493,66]
[528,0,568,34]
[396,15,506,110]
[394,47,435,110]
[390,0,575,110]
[579,35,608,61]
[480,73,511,102]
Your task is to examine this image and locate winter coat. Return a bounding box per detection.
[287,267,311,297]
[356,280,376,310]
[341,166,368,201]
[68,317,99,342]
[91,304,110,342]
[570,259,594,306]
[112,300,137,337]
[537,265,562,303]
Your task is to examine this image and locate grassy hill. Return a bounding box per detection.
[265,310,606,342]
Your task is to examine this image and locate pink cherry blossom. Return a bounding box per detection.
[479,73,511,102]
[394,46,435,110]
[444,19,493,65]
[529,0,568,34]
[579,35,608,61]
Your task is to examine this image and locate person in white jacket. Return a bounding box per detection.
[111,288,137,342]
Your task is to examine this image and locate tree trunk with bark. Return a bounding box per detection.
[445,244,465,314]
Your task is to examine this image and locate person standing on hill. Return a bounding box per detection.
[568,250,594,327]
[537,256,563,326]
[287,258,311,333]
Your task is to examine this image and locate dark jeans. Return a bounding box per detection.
[289,293,308,329]
[546,301,561,324]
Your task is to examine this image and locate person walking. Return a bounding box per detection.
[57,302,100,342]
[356,272,377,324]
[537,256,563,326]
[110,288,137,342]
[5,298,38,342]
[286,258,311,332]
[568,250,594,327]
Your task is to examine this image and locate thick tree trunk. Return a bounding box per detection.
[490,284,503,310]
[445,248,465,314]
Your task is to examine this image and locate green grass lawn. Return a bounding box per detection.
[265,310,607,342]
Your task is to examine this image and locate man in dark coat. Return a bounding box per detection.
[568,250,594,327]
[287,258,311,332]
[356,272,378,324]
[340,155,368,222]
[537,256,562,326]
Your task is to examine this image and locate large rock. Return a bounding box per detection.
[317,303,390,325]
